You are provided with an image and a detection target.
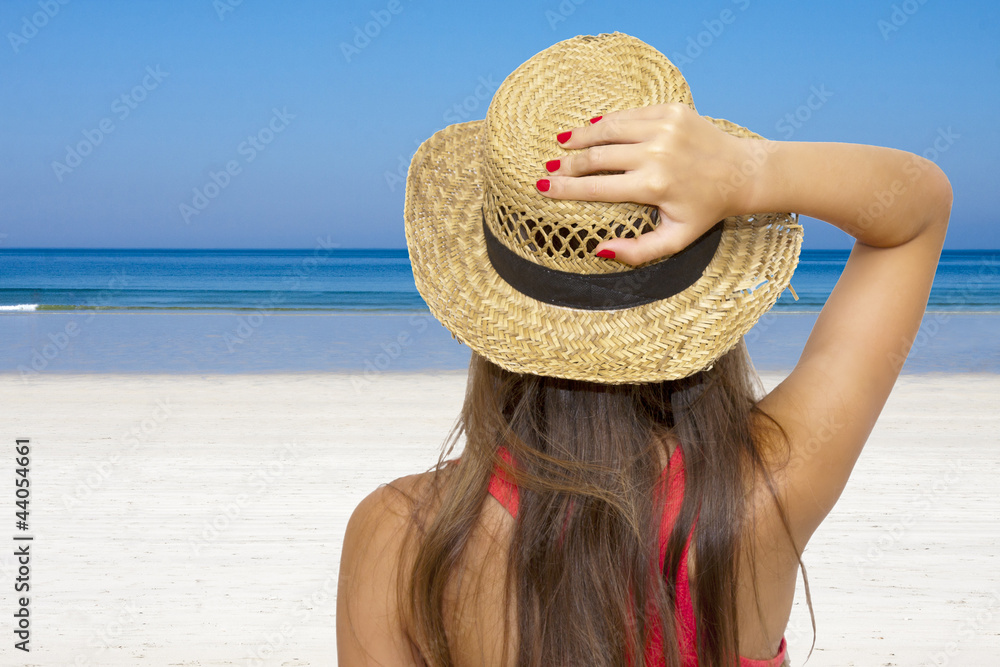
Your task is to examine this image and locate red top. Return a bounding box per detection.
[487,446,788,667]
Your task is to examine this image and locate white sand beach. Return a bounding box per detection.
[1,371,998,665]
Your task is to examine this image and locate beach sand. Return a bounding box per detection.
[1,371,997,665]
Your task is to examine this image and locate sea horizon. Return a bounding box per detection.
[3,248,1000,314]
[0,246,997,375]
[3,248,997,374]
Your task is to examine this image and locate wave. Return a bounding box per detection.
[0,304,38,311]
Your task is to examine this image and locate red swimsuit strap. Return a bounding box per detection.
[487,446,520,515]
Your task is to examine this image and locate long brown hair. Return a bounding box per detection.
[395,340,814,666]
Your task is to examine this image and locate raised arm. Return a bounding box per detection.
[537,103,953,553]
[747,140,952,551]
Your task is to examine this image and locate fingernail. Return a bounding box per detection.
[545,159,560,173]
[536,179,550,192]
[556,131,572,144]
[596,249,615,259]
[589,116,602,124]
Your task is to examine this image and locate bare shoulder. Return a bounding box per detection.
[337,468,452,666]
[351,470,445,527]
[342,468,454,570]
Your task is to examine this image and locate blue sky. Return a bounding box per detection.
[0,0,997,249]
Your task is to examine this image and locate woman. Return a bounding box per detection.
[337,33,952,666]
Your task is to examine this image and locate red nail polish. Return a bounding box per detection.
[545,159,560,173]
[590,116,602,124]
[596,249,615,259]
[536,179,550,192]
[556,131,572,144]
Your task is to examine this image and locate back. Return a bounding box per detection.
[336,432,801,666]
[479,443,791,667]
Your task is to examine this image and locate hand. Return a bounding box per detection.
[537,103,761,266]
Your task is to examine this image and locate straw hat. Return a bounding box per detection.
[404,32,802,384]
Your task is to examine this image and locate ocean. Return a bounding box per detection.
[1,249,998,374]
[2,248,999,312]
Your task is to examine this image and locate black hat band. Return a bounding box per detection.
[481,209,724,310]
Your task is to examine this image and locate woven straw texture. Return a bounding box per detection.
[404,32,802,384]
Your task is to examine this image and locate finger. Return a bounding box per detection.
[588,102,686,125]
[593,220,700,267]
[546,143,642,176]
[557,103,690,147]
[556,118,662,150]
[538,173,642,205]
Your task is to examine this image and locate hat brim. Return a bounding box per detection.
[404,118,802,384]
